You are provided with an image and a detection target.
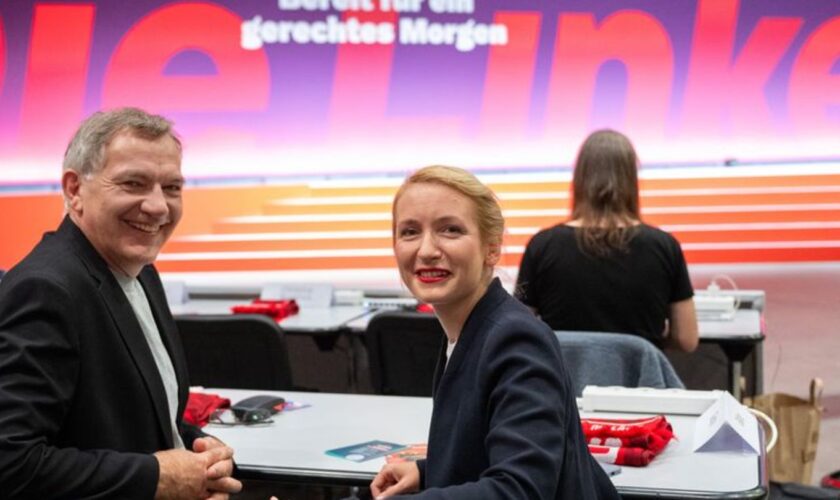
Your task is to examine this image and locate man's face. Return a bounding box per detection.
[64,131,184,277]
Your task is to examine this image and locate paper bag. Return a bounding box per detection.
[744,378,823,484]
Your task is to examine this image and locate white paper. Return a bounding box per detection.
[693,391,760,454]
[261,282,334,309]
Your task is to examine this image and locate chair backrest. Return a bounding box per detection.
[365,311,445,397]
[175,314,294,390]
[554,330,684,396]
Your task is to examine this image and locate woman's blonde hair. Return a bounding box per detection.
[392,165,504,247]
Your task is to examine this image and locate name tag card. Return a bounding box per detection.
[261,283,333,309]
[162,280,189,306]
[693,391,760,454]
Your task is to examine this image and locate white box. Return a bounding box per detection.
[581,386,724,415]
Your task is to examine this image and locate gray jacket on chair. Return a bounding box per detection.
[554,330,684,396]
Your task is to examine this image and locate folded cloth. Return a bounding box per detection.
[184,392,231,428]
[581,415,674,466]
[588,444,655,467]
[231,299,299,321]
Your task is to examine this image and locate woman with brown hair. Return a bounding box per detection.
[516,130,698,352]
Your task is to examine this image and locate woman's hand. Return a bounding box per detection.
[370,462,420,498]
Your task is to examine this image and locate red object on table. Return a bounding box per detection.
[582,415,674,467]
[231,299,299,321]
[183,392,230,428]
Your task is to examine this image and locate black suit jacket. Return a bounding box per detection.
[404,279,619,499]
[0,216,199,499]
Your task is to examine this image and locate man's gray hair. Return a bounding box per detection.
[63,107,181,177]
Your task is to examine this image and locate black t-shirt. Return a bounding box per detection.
[515,223,693,348]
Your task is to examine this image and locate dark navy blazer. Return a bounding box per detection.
[0,216,199,499]
[403,279,619,499]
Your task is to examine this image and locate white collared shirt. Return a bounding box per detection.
[114,271,185,449]
[445,339,457,371]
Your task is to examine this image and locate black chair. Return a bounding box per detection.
[554,330,684,396]
[365,311,445,397]
[175,314,294,390]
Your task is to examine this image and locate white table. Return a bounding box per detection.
[349,308,766,398]
[173,301,765,397]
[210,390,430,483]
[205,389,767,498]
[172,302,373,391]
[171,301,371,333]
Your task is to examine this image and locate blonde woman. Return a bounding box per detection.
[371,166,618,499]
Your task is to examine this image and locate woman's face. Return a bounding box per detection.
[393,182,499,319]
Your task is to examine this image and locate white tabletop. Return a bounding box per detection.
[343,309,382,331]
[207,390,430,481]
[608,411,764,496]
[279,306,370,332]
[173,300,763,340]
[171,302,370,333]
[204,389,765,498]
[170,299,242,316]
[345,307,765,342]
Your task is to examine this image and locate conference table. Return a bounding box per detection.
[204,389,768,499]
[171,299,370,352]
[170,300,371,334]
[170,297,764,397]
[352,307,765,398]
[171,300,372,391]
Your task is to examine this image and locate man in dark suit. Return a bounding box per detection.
[0,108,242,499]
